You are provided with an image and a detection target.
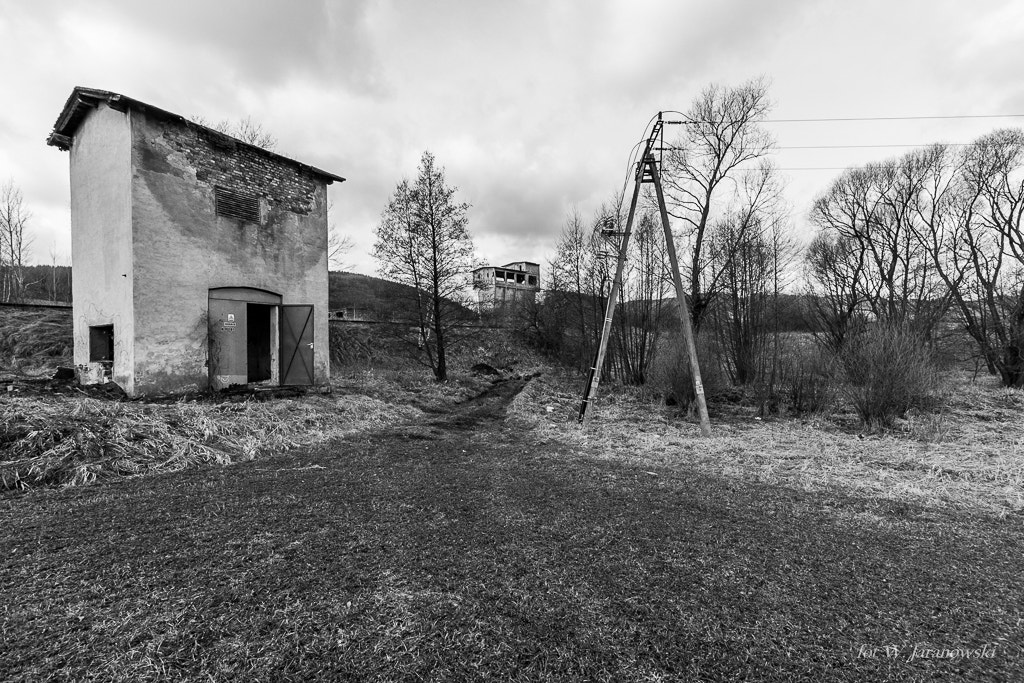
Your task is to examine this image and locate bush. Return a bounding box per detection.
[773,340,837,416]
[836,323,939,428]
[647,331,727,410]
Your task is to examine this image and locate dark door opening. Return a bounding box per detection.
[247,303,273,382]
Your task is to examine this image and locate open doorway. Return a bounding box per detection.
[247,303,273,382]
[208,287,282,390]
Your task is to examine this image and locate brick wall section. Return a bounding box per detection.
[153,117,321,216]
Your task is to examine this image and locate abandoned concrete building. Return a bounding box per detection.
[47,87,344,396]
[472,261,540,310]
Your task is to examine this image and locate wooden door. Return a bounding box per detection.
[280,305,314,386]
[208,297,247,390]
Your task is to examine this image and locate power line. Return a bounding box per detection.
[777,142,969,150]
[659,142,969,153]
[663,113,1024,127]
[775,167,863,171]
[763,114,1024,123]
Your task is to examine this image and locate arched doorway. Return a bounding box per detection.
[208,287,282,390]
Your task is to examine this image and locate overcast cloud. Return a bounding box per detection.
[2,0,1023,274]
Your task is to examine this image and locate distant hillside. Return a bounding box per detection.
[643,292,814,332]
[545,290,815,333]
[9,267,465,319]
[328,271,475,320]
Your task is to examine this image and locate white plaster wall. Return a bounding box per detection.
[128,112,330,394]
[68,104,134,393]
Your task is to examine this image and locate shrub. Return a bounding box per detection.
[835,323,939,428]
[647,331,727,410]
[773,341,837,416]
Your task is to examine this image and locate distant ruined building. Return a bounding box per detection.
[472,261,540,311]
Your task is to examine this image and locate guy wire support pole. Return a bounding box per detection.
[647,142,712,437]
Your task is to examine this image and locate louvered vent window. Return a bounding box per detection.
[215,186,260,222]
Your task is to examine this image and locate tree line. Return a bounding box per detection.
[0,179,64,304]
[807,131,1024,386]
[532,78,1024,415]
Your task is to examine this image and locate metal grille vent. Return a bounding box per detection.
[215,186,260,222]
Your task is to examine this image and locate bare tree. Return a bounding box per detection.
[805,228,867,352]
[373,151,475,381]
[708,207,796,387]
[544,198,672,382]
[806,154,951,346]
[806,165,882,347]
[947,130,1024,385]
[44,242,73,303]
[323,200,354,271]
[662,78,775,332]
[870,156,950,332]
[546,206,618,374]
[327,231,355,271]
[547,208,600,372]
[0,180,32,302]
[808,129,1024,386]
[612,209,671,385]
[191,115,278,151]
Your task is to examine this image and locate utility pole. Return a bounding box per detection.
[578,113,712,436]
[576,164,642,425]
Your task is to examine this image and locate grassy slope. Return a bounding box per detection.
[2,375,1023,681]
[0,308,72,373]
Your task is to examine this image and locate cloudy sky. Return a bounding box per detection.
[2,0,1023,275]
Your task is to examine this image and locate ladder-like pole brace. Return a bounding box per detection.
[577,167,643,425]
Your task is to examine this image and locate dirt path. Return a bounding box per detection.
[378,374,535,441]
[425,374,534,431]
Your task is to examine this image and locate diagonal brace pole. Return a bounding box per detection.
[647,153,712,436]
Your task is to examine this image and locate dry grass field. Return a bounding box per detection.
[512,370,1024,517]
[2,319,1023,681]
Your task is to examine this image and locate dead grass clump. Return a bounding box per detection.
[0,309,72,371]
[0,393,422,491]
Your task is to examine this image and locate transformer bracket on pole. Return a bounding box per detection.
[577,113,712,436]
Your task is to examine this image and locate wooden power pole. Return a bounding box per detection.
[577,113,712,436]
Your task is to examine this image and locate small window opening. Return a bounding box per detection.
[528,275,537,286]
[215,186,260,222]
[89,325,114,362]
[516,273,525,284]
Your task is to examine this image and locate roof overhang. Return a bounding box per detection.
[46,86,346,185]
